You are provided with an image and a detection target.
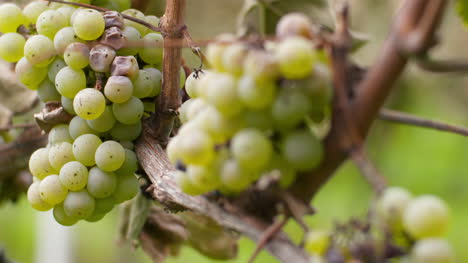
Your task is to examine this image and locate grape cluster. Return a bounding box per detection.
[0,1,169,225]
[302,187,454,263]
[168,13,332,195]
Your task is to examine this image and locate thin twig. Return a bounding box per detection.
[0,123,37,132]
[380,109,468,136]
[415,56,468,73]
[182,27,206,70]
[350,146,387,195]
[247,217,289,263]
[47,0,163,33]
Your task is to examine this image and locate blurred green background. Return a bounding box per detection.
[2,0,468,262]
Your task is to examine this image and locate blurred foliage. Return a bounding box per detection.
[2,0,468,263]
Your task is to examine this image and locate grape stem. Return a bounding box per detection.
[46,0,163,33]
[247,216,288,263]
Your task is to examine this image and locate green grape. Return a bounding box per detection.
[112,96,144,124]
[37,79,61,102]
[64,42,90,69]
[403,195,449,239]
[53,204,78,226]
[118,26,141,56]
[48,57,67,83]
[56,6,76,24]
[411,239,455,263]
[187,164,221,193]
[59,161,88,191]
[27,182,53,211]
[220,159,253,192]
[201,73,243,117]
[143,102,156,113]
[304,230,330,256]
[139,33,163,65]
[378,187,413,227]
[166,135,182,163]
[72,9,105,40]
[264,153,296,188]
[281,129,323,172]
[113,173,139,203]
[72,134,102,166]
[24,35,56,67]
[276,13,313,39]
[104,76,133,103]
[231,128,272,171]
[87,105,116,132]
[23,1,49,24]
[144,67,162,97]
[73,88,106,120]
[93,196,115,214]
[119,140,134,150]
[110,121,141,141]
[115,149,138,175]
[179,99,193,123]
[63,190,95,219]
[173,170,205,196]
[15,57,48,88]
[275,36,315,79]
[178,129,215,165]
[238,75,276,109]
[48,142,75,170]
[29,148,57,179]
[132,69,156,98]
[87,167,117,198]
[49,124,73,144]
[39,174,68,205]
[85,212,106,222]
[55,66,86,98]
[95,140,125,172]
[54,27,84,55]
[122,9,147,35]
[206,34,235,72]
[69,116,96,139]
[61,96,76,115]
[0,3,26,33]
[89,44,116,73]
[195,106,244,143]
[185,71,204,98]
[243,109,273,131]
[0,33,25,63]
[222,43,248,76]
[93,0,130,12]
[145,15,160,31]
[271,88,311,130]
[36,10,67,39]
[180,67,186,89]
[243,50,279,81]
[184,98,208,122]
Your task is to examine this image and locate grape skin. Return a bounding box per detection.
[48,142,75,170]
[27,182,53,211]
[139,33,163,65]
[39,174,69,205]
[37,79,61,102]
[230,128,273,171]
[48,57,67,83]
[281,129,323,172]
[377,187,413,227]
[36,10,67,39]
[110,121,142,141]
[72,134,102,166]
[275,36,315,79]
[59,161,89,191]
[87,167,117,198]
[23,1,49,24]
[49,124,73,144]
[115,149,138,175]
[411,239,455,263]
[104,76,134,103]
[0,3,26,33]
[112,96,144,125]
[87,105,116,133]
[64,42,90,69]
[54,27,84,55]
[73,88,106,120]
[0,33,25,63]
[69,115,97,139]
[55,66,86,99]
[29,148,57,179]
[15,57,48,88]
[95,140,126,172]
[53,204,79,226]
[113,173,139,203]
[72,9,105,40]
[63,190,95,219]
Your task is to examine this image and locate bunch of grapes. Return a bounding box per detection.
[168,13,332,195]
[302,187,454,263]
[0,0,170,225]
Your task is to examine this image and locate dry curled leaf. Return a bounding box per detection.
[34,102,73,132]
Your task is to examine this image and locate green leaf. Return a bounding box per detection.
[126,192,152,245]
[456,0,468,25]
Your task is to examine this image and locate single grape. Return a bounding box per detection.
[87,167,117,198]
[139,33,163,65]
[112,96,144,125]
[271,88,311,130]
[231,128,273,171]
[72,134,102,166]
[118,26,141,56]
[110,56,139,80]
[73,88,106,120]
[121,9,147,35]
[276,13,313,39]
[110,121,141,141]
[243,50,279,81]
[185,71,204,98]
[48,57,67,83]
[39,174,68,205]
[24,35,56,67]
[115,149,138,175]
[166,135,182,163]
[36,10,67,39]
[178,129,215,165]
[304,230,330,256]
[27,182,53,211]
[37,79,61,102]
[411,239,455,263]
[275,36,315,79]
[113,173,139,203]
[54,27,84,55]
[15,57,48,88]
[281,129,323,172]
[403,195,449,239]
[23,1,49,24]
[187,164,221,193]
[89,44,116,73]
[0,33,25,63]
[93,196,115,214]
[64,42,90,69]
[145,15,160,31]
[201,73,243,117]
[264,153,296,188]
[87,105,116,132]
[29,148,57,179]
[173,170,205,196]
[119,141,134,150]
[243,109,273,131]
[205,34,235,72]
[53,204,79,226]
[61,96,76,115]
[69,116,96,139]
[48,142,75,170]
[56,6,76,23]
[132,69,155,98]
[378,187,413,227]
[104,76,133,103]
[0,3,26,33]
[95,140,126,172]
[182,98,208,122]
[195,106,244,143]
[48,124,73,144]
[63,190,95,219]
[59,161,88,191]
[72,9,105,40]
[222,43,248,76]
[143,67,162,97]
[220,159,253,192]
[238,75,276,109]
[55,66,86,98]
